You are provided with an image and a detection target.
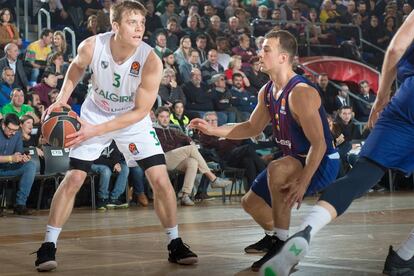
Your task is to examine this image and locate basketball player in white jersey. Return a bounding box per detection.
[33,1,197,272]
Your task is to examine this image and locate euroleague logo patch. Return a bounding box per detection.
[129,143,139,155]
[129,61,140,77]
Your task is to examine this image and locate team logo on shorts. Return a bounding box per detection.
[129,143,139,155]
[130,61,140,76]
[101,61,109,69]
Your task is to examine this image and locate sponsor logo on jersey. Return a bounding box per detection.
[94,87,134,103]
[275,137,292,148]
[129,143,139,155]
[130,61,140,76]
[101,61,109,69]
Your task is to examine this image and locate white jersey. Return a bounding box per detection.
[89,32,153,114]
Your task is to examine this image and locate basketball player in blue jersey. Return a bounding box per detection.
[33,1,197,272]
[190,30,340,272]
[261,10,414,276]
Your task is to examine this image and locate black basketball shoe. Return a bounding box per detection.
[168,238,198,265]
[251,236,285,271]
[34,242,57,272]
[383,246,414,275]
[245,234,279,254]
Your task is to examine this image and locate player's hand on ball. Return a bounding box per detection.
[42,101,71,122]
[65,117,96,148]
[189,118,212,135]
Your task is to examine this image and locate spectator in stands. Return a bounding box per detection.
[93,140,129,210]
[285,7,306,40]
[403,2,413,17]
[230,73,257,120]
[225,0,241,19]
[20,114,43,158]
[210,73,237,124]
[179,49,201,83]
[319,0,340,23]
[257,5,269,20]
[357,0,370,26]
[51,31,70,62]
[174,35,192,67]
[159,68,186,108]
[280,0,297,21]
[378,15,396,49]
[342,0,356,24]
[201,4,217,31]
[184,15,203,44]
[0,113,36,215]
[25,28,53,84]
[245,56,269,93]
[354,80,375,122]
[334,83,352,111]
[25,91,45,120]
[182,68,215,118]
[48,89,59,105]
[0,8,22,51]
[165,17,179,51]
[0,43,28,91]
[129,165,149,207]
[32,71,58,107]
[195,34,208,64]
[170,100,190,134]
[154,107,231,206]
[225,55,251,87]
[144,1,162,39]
[153,32,170,59]
[162,49,183,85]
[46,52,67,89]
[79,0,102,20]
[201,49,224,84]
[332,105,361,174]
[199,111,266,189]
[363,15,384,67]
[0,67,15,107]
[232,33,256,70]
[1,88,40,123]
[206,15,225,48]
[160,0,179,28]
[96,0,111,33]
[317,73,338,114]
[216,36,231,69]
[224,16,243,48]
[80,14,99,41]
[44,0,74,30]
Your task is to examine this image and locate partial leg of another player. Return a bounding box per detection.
[144,163,198,265]
[260,157,385,276]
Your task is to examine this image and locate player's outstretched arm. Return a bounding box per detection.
[368,10,414,128]
[189,86,270,139]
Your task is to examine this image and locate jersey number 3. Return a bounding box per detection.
[113,73,121,88]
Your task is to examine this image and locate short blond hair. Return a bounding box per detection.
[110,0,147,24]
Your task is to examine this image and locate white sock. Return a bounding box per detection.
[397,229,414,261]
[299,205,332,238]
[273,227,289,241]
[264,229,275,236]
[165,225,179,243]
[44,225,62,246]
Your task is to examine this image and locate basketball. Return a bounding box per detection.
[42,114,81,148]
[46,106,78,121]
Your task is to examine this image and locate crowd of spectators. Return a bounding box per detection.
[1,0,406,214]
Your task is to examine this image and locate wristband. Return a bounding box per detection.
[8,156,13,163]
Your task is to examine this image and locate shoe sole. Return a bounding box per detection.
[245,248,268,254]
[36,260,57,272]
[260,236,309,276]
[106,204,129,209]
[170,257,198,265]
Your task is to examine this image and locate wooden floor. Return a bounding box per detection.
[1,192,414,276]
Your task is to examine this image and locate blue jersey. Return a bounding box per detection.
[264,74,336,157]
[359,43,414,175]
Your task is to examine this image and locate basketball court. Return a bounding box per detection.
[1,192,412,275]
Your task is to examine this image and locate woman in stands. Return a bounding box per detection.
[20,114,44,157]
[0,8,22,51]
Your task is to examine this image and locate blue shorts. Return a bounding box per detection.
[359,82,414,176]
[251,153,340,207]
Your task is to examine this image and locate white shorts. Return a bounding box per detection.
[69,98,164,167]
